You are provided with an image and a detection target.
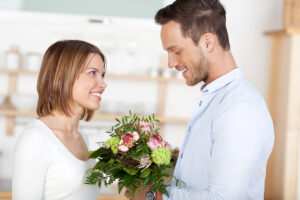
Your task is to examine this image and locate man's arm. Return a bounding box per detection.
[161,103,273,200]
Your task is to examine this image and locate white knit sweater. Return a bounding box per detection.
[12,119,98,200]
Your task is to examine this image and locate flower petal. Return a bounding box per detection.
[117,145,129,152]
[132,131,140,141]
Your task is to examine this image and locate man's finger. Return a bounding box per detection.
[124,189,133,199]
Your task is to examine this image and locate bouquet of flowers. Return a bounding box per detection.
[85,111,174,196]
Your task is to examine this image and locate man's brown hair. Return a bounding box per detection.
[155,0,230,50]
[36,40,106,121]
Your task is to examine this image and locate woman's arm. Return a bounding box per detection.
[12,127,49,200]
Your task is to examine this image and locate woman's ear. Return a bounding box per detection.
[198,33,215,53]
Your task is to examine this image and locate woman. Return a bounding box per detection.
[12,40,107,200]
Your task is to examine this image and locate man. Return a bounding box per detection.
[126,0,274,199]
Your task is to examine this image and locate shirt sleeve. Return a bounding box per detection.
[163,102,274,200]
[12,127,50,200]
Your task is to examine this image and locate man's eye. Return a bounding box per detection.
[175,51,181,55]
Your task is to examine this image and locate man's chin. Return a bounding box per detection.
[186,78,201,86]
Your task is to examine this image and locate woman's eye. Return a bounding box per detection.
[102,72,106,78]
[89,71,96,75]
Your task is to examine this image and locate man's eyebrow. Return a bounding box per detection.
[166,45,178,51]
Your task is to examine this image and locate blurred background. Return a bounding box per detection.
[0,0,299,199]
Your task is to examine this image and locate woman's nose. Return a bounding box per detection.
[98,77,107,90]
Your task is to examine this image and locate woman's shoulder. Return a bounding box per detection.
[17,119,51,146]
[14,119,52,159]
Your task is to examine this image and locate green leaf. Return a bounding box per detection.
[123,166,139,175]
[111,168,125,179]
[88,147,109,159]
[93,161,109,170]
[140,168,151,178]
[123,174,135,186]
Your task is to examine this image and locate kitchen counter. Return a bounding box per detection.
[0,180,11,200]
[0,180,10,192]
[0,180,127,200]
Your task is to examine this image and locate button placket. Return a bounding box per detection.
[199,100,202,107]
[180,125,192,159]
[199,89,209,108]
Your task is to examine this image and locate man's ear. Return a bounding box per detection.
[198,33,215,53]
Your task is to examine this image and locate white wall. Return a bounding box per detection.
[0,11,200,181]
[0,0,284,183]
[223,0,284,97]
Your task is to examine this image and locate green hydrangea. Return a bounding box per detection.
[105,137,120,154]
[151,147,171,165]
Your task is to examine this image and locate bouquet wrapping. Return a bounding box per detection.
[85,111,175,196]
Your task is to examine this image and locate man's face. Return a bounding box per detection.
[161,21,210,86]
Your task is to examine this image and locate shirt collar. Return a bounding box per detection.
[201,67,244,94]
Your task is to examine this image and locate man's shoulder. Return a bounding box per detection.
[217,78,264,108]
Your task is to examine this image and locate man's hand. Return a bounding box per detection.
[124,184,151,200]
[124,185,163,200]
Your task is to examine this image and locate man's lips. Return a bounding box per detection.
[175,66,188,73]
[176,66,188,78]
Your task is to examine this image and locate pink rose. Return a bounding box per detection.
[161,140,171,149]
[139,122,151,134]
[147,137,159,150]
[151,133,162,143]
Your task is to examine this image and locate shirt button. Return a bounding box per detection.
[199,100,202,107]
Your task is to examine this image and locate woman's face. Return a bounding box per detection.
[71,53,107,113]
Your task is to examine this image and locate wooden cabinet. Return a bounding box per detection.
[264,28,300,200]
[0,68,188,135]
[284,0,300,29]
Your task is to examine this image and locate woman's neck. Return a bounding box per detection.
[39,110,81,135]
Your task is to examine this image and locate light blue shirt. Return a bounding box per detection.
[164,68,274,200]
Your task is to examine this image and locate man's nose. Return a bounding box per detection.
[168,54,178,69]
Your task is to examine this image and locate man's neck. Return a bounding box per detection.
[205,50,237,85]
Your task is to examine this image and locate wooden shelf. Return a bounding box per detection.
[0,109,36,117]
[0,68,187,135]
[0,68,38,75]
[0,68,185,83]
[0,109,188,124]
[0,192,127,200]
[264,28,300,36]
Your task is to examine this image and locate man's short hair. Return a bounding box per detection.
[155,0,230,50]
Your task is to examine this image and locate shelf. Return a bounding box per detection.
[264,28,300,36]
[0,68,187,135]
[0,68,38,75]
[0,68,185,83]
[0,109,189,124]
[0,191,127,200]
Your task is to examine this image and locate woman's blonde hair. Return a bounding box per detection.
[36,40,106,121]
